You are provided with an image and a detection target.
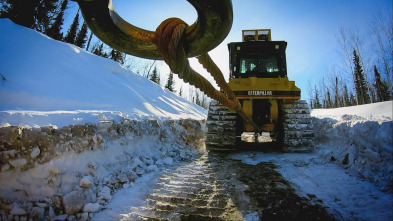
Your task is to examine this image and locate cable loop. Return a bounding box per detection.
[153,18,261,132]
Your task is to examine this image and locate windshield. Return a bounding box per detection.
[239,54,279,74]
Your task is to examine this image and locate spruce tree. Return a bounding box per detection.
[45,0,68,40]
[349,92,357,106]
[0,0,58,31]
[342,85,350,107]
[195,91,201,106]
[35,0,58,32]
[109,48,125,64]
[0,0,39,28]
[92,43,108,58]
[64,11,79,44]
[179,86,183,97]
[373,65,390,102]
[369,84,377,103]
[165,71,175,92]
[353,49,371,105]
[314,86,322,108]
[75,21,88,48]
[326,91,333,108]
[334,77,340,107]
[150,66,160,85]
[85,32,93,51]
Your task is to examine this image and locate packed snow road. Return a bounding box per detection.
[93,149,392,221]
[94,152,335,221]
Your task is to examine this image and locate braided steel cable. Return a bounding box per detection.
[153,18,261,132]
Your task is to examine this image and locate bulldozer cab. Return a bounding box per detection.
[229,29,288,79]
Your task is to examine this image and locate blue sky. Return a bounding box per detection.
[66,0,392,101]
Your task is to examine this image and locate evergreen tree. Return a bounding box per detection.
[342,85,350,107]
[349,92,357,106]
[92,43,108,58]
[326,91,333,108]
[34,0,58,32]
[314,86,322,108]
[75,21,88,48]
[195,90,201,106]
[0,0,58,31]
[369,84,377,103]
[0,0,38,28]
[109,48,125,64]
[150,66,160,85]
[85,32,93,51]
[45,0,68,40]
[165,71,175,92]
[373,65,390,102]
[64,11,79,44]
[334,77,340,108]
[353,49,371,105]
[179,86,183,97]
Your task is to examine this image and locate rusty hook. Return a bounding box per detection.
[75,0,233,59]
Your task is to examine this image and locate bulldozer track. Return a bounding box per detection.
[205,100,237,150]
[205,100,314,152]
[282,100,314,152]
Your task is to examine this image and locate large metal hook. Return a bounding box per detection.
[75,0,233,60]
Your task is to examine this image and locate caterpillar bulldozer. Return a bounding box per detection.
[74,0,312,152]
[205,29,314,152]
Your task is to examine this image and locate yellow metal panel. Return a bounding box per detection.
[228,77,301,101]
[270,99,278,123]
[242,100,254,131]
[243,100,253,118]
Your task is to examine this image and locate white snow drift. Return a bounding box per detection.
[0,18,206,128]
[0,18,206,221]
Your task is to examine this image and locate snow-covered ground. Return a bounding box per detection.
[234,101,393,221]
[0,19,392,221]
[0,18,206,128]
[0,19,207,220]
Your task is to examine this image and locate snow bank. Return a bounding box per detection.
[0,18,206,127]
[0,19,208,220]
[0,119,205,220]
[311,101,393,192]
[311,101,392,122]
[233,102,392,220]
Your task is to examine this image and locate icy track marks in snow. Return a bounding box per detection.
[233,152,393,221]
[232,102,393,220]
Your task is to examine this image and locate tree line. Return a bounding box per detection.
[0,0,210,109]
[0,0,126,64]
[140,62,210,109]
[308,12,392,109]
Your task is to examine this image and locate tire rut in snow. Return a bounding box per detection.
[123,154,254,221]
[237,161,335,220]
[122,152,336,221]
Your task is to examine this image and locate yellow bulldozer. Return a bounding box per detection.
[205,29,314,152]
[74,0,313,152]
